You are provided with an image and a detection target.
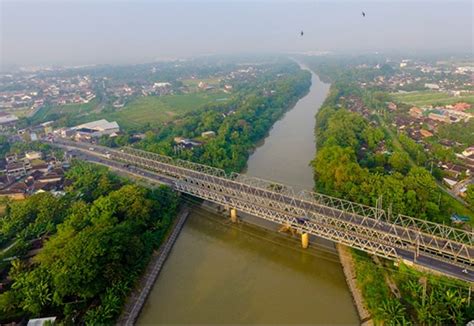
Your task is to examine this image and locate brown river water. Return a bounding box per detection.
[137,65,359,325]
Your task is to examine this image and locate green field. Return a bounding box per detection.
[31,92,229,129]
[391,91,474,107]
[32,100,98,124]
[182,77,221,87]
[79,92,229,129]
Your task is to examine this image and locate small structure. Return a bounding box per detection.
[420,129,433,138]
[201,131,216,138]
[25,151,43,160]
[387,102,397,111]
[462,147,474,157]
[27,317,57,326]
[409,107,423,118]
[443,178,457,188]
[450,214,470,224]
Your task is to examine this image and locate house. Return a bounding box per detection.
[201,131,216,138]
[443,178,458,188]
[6,161,28,178]
[387,102,397,111]
[174,137,202,149]
[0,188,26,200]
[25,151,43,160]
[409,107,423,118]
[453,102,471,112]
[462,147,474,157]
[56,127,75,138]
[424,83,440,90]
[428,113,450,123]
[420,129,433,138]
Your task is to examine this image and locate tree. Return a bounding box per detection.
[389,151,410,174]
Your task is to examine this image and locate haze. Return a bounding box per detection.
[1,0,472,68]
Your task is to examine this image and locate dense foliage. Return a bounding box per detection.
[137,62,311,172]
[313,101,451,223]
[0,161,179,324]
[306,57,473,324]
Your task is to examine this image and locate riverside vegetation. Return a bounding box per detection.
[304,55,473,325]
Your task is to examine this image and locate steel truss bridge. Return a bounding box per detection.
[57,140,473,281]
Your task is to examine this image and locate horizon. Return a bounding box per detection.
[1,0,472,69]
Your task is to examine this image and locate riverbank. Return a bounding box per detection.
[117,205,190,325]
[337,244,373,326]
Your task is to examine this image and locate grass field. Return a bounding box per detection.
[391,91,474,107]
[31,92,229,129]
[77,91,229,129]
[182,77,221,87]
[32,100,98,124]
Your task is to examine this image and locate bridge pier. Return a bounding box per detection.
[301,233,309,249]
[230,208,238,223]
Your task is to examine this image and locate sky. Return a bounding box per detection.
[1,0,473,68]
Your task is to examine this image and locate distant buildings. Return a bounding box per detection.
[173,137,202,149]
[0,112,19,129]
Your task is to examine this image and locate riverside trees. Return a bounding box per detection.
[308,59,473,323]
[0,162,179,324]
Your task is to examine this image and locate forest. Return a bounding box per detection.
[0,161,179,324]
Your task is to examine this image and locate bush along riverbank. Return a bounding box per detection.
[312,82,473,325]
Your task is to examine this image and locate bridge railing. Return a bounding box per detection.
[120,146,473,247]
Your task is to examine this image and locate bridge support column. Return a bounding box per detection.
[301,233,309,249]
[230,208,238,223]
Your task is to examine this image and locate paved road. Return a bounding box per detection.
[58,140,474,282]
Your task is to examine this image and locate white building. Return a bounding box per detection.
[72,119,120,138]
[25,151,43,160]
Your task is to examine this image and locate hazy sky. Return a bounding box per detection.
[1,0,473,67]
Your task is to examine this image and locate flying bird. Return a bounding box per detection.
[300,30,304,36]
[362,11,366,17]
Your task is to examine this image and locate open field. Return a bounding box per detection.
[391,91,474,107]
[182,77,221,87]
[31,100,98,124]
[4,107,34,118]
[30,92,229,129]
[76,91,230,129]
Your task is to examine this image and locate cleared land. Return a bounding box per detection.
[391,91,474,107]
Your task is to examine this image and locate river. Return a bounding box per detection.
[137,66,359,324]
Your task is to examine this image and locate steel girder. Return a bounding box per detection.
[108,146,473,267]
[174,181,399,260]
[121,146,472,246]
